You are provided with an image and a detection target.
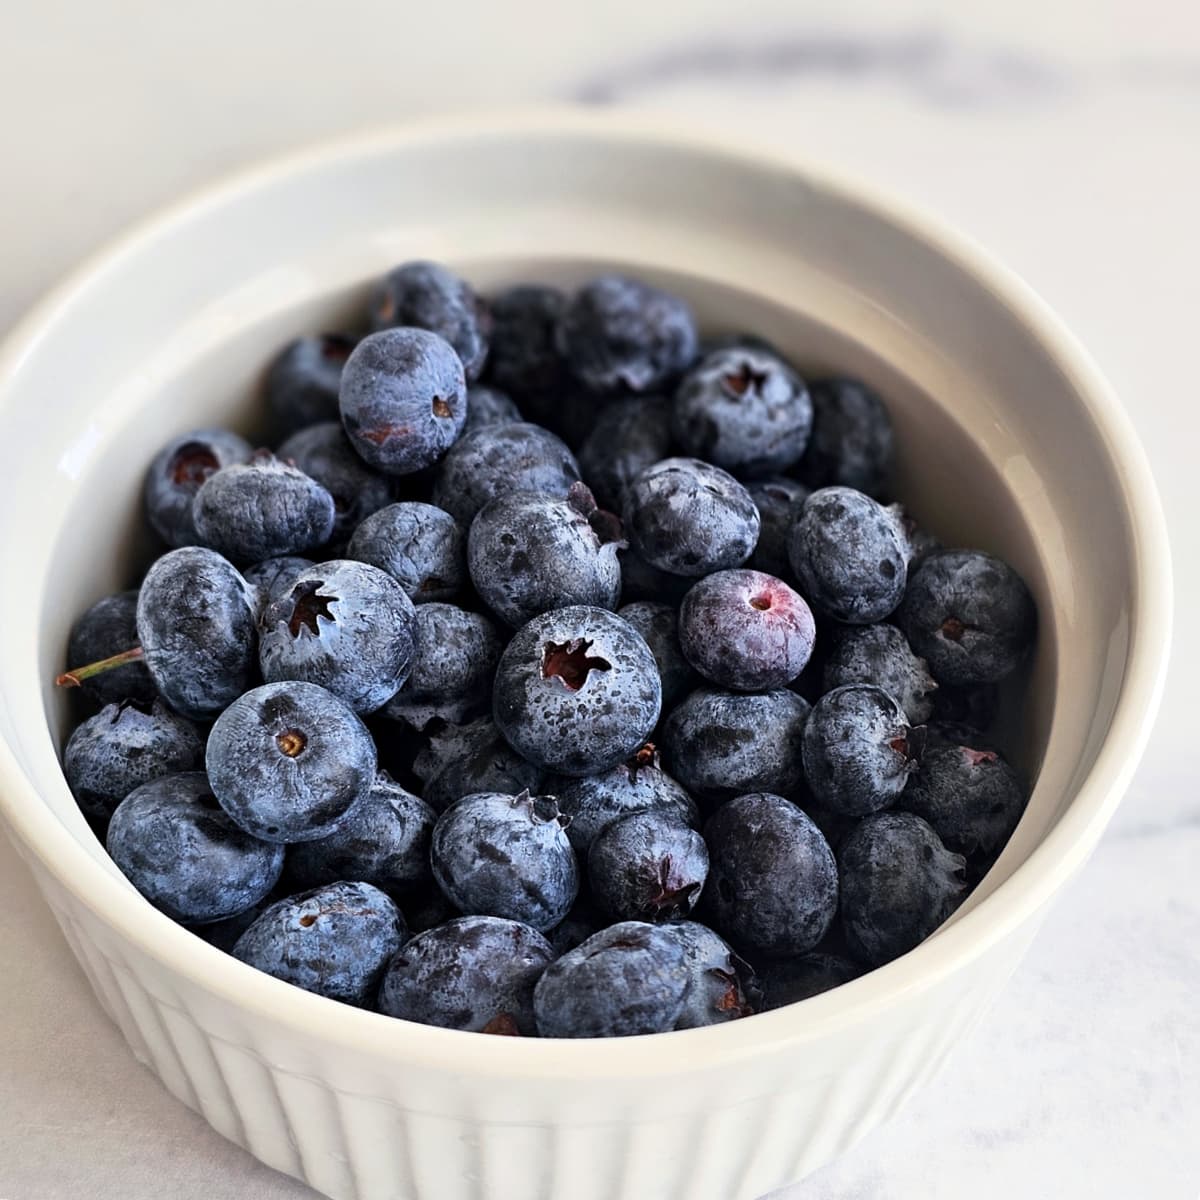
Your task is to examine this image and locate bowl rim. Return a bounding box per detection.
[0,107,1173,1079]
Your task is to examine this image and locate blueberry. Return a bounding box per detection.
[431,422,581,526]
[377,915,555,1034]
[233,881,406,1005]
[661,687,810,806]
[624,458,760,577]
[759,952,862,1009]
[193,452,335,563]
[107,772,283,924]
[339,328,467,475]
[144,428,252,548]
[413,717,545,813]
[554,742,699,854]
[615,602,696,709]
[492,606,661,776]
[485,284,570,407]
[665,920,758,1028]
[617,547,691,605]
[430,791,579,931]
[902,737,1027,861]
[802,684,924,816]
[746,477,809,578]
[533,921,690,1037]
[930,682,999,731]
[678,569,815,692]
[266,334,356,429]
[589,810,708,923]
[64,698,204,822]
[788,486,908,623]
[800,377,894,497]
[576,395,673,513]
[838,812,966,966]
[382,603,503,729]
[66,590,156,706]
[823,623,937,725]
[206,680,377,843]
[468,483,624,628]
[896,549,1036,686]
[702,792,838,957]
[137,547,258,718]
[368,261,490,381]
[276,422,392,552]
[285,770,435,898]
[556,275,698,394]
[347,501,466,604]
[259,560,416,714]
[242,555,314,612]
[464,384,522,430]
[671,347,812,477]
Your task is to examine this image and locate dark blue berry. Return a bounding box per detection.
[107,772,283,924]
[206,680,377,843]
[896,549,1036,686]
[66,591,156,706]
[347,501,466,604]
[546,897,605,957]
[242,555,314,612]
[930,682,999,731]
[377,915,554,1034]
[266,334,356,430]
[233,881,406,1005]
[492,606,661,776]
[666,920,758,1027]
[823,623,937,725]
[788,486,908,623]
[339,328,467,474]
[617,547,691,605]
[576,395,673,513]
[413,717,545,814]
[486,284,569,407]
[746,477,808,578]
[464,384,522,430]
[800,377,894,497]
[759,952,862,1009]
[430,791,579,931]
[615,601,697,709]
[624,457,760,577]
[144,428,252,548]
[838,812,966,965]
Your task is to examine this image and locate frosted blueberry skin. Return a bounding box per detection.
[206,680,377,844]
[823,622,938,725]
[759,952,863,1009]
[464,384,523,430]
[430,791,579,932]
[66,590,156,707]
[492,606,662,777]
[382,603,503,729]
[468,483,624,628]
[896,549,1037,686]
[802,684,925,817]
[377,915,555,1035]
[233,881,407,1006]
[242,555,314,614]
[588,810,709,923]
[266,334,356,430]
[193,453,336,564]
[284,770,435,899]
[746,477,809,579]
[788,486,908,624]
[431,422,581,525]
[671,347,813,477]
[702,792,839,958]
[64,699,204,822]
[413,717,545,814]
[838,812,967,966]
[533,921,690,1038]
[576,395,673,513]
[663,920,758,1028]
[616,601,697,709]
[485,284,570,407]
[347,502,466,605]
[624,457,760,577]
[339,327,468,475]
[144,428,253,548]
[678,569,816,692]
[107,772,283,924]
[799,377,895,497]
[259,559,416,714]
[136,547,258,719]
[661,687,810,807]
[368,261,490,381]
[556,274,699,394]
[276,422,392,552]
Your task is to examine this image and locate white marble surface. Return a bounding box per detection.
[1,2,1198,1197]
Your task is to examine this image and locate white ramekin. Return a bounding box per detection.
[0,111,1172,1200]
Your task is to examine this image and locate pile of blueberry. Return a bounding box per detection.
[58,262,1036,1038]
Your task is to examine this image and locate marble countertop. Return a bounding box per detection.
[1,2,1197,1197]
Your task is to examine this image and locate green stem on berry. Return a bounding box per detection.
[55,646,144,688]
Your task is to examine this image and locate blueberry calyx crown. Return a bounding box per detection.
[541,638,612,691]
[286,581,336,636]
[721,360,769,398]
[567,481,625,548]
